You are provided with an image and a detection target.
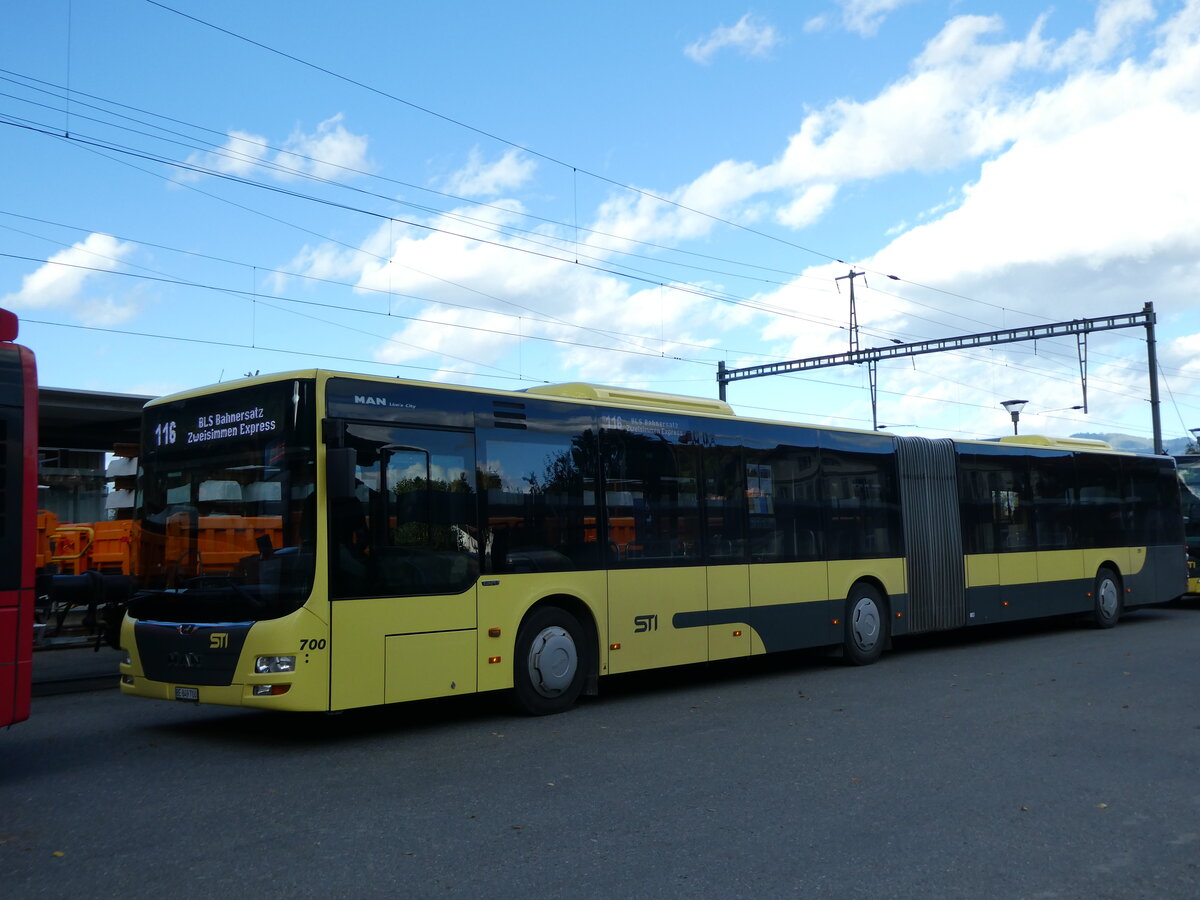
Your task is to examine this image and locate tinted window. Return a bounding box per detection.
[133,380,318,622]
[703,444,748,563]
[1031,453,1076,550]
[604,418,702,566]
[478,403,599,573]
[957,451,1033,553]
[743,439,823,562]
[821,431,901,559]
[332,423,477,597]
[1127,456,1183,546]
[1075,455,1124,547]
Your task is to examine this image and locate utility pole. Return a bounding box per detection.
[835,269,866,354]
[1145,301,1163,454]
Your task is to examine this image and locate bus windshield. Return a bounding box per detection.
[129,379,317,623]
[1177,455,1200,543]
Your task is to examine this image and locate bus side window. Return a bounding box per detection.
[704,445,747,562]
[477,417,599,574]
[332,423,477,597]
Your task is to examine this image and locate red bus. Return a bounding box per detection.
[0,308,37,726]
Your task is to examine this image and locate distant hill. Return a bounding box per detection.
[1071,432,1193,455]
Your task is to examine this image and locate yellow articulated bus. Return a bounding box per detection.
[119,371,1186,715]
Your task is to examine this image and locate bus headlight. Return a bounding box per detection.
[255,655,296,674]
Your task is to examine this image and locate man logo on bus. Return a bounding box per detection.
[354,395,388,406]
[634,614,658,633]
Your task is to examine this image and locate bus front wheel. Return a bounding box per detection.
[513,606,587,716]
[843,583,887,666]
[1092,567,1122,629]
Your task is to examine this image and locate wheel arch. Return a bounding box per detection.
[850,574,892,606]
[522,593,600,695]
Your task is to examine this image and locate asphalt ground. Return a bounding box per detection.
[5,600,1200,898]
[29,644,124,696]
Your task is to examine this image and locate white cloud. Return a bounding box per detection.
[598,2,1199,250]
[76,297,139,327]
[373,306,520,375]
[805,15,830,34]
[1052,0,1156,69]
[776,184,838,228]
[277,113,372,180]
[684,14,780,64]
[183,114,371,182]
[1,233,139,324]
[838,0,920,37]
[183,130,270,178]
[443,148,537,198]
[586,13,1046,250]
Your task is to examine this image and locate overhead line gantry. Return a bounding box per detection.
[717,302,1164,453]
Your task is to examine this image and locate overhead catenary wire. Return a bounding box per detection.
[0,113,878,346]
[0,67,829,290]
[1,16,1187,432]
[8,207,1170,423]
[0,65,1125,359]
[140,0,1067,328]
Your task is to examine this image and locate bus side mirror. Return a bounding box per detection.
[327,448,357,501]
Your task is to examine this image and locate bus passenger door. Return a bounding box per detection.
[328,423,479,710]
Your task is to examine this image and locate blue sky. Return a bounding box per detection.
[4,0,1200,445]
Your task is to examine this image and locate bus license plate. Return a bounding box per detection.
[174,687,199,702]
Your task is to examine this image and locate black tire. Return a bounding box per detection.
[843,583,887,666]
[512,606,587,716]
[1092,566,1122,629]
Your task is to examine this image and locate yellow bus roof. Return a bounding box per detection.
[524,382,735,416]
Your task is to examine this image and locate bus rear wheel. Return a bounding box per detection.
[843,583,887,666]
[1092,567,1122,629]
[513,606,587,716]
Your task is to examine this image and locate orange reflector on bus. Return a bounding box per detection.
[896,612,903,618]
[832,619,840,626]
[610,643,621,651]
[488,628,501,638]
[488,656,501,664]
[1003,601,1009,606]
[733,630,742,637]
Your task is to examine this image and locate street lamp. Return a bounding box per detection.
[1001,399,1028,435]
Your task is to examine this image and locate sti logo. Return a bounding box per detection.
[354,395,388,406]
[633,614,659,633]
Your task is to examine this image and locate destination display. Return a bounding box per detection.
[145,383,290,458]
